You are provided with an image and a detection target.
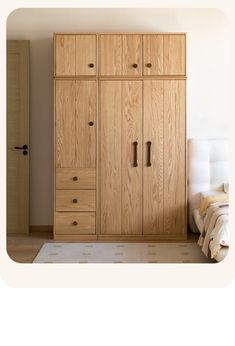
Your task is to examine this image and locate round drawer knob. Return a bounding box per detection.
[72,198,78,204]
[146,63,152,68]
[73,221,78,226]
[88,121,94,126]
[73,176,78,181]
[132,63,138,68]
[89,63,94,68]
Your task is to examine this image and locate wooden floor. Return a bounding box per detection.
[7,231,198,263]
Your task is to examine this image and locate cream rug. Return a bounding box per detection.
[33,242,214,263]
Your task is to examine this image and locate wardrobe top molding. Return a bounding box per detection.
[54,33,186,78]
[54,32,187,35]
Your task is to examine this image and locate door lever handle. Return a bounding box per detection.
[14,144,28,150]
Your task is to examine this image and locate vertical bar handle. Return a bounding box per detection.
[133,141,138,167]
[147,141,152,167]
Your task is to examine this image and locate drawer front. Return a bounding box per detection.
[55,212,96,234]
[56,168,96,189]
[56,190,96,211]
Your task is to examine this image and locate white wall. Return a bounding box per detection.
[7,8,229,225]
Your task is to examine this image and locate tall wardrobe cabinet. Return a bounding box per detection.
[54,33,187,241]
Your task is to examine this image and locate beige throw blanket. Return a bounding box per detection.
[198,202,229,259]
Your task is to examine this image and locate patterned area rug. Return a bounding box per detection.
[33,242,214,263]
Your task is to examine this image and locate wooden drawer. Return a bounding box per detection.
[56,190,95,211]
[56,168,96,189]
[55,212,96,234]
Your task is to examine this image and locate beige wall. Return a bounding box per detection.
[7,8,229,225]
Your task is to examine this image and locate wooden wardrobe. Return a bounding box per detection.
[54,33,186,241]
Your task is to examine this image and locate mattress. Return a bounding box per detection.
[193,208,204,234]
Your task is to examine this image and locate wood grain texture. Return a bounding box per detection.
[55,80,76,167]
[143,35,164,75]
[164,80,186,234]
[7,40,29,234]
[55,35,76,76]
[143,80,164,234]
[55,212,96,234]
[100,81,122,234]
[122,35,142,76]
[75,35,97,75]
[75,80,97,167]
[100,35,122,76]
[122,81,142,234]
[164,35,186,76]
[56,168,96,189]
[56,80,97,168]
[56,190,96,212]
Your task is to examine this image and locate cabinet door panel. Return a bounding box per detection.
[75,35,97,75]
[122,81,142,234]
[56,80,96,168]
[100,81,122,234]
[143,80,164,234]
[164,80,186,233]
[100,81,142,235]
[55,35,75,76]
[56,80,76,167]
[164,35,186,75]
[122,35,142,76]
[100,35,122,76]
[75,80,97,167]
[143,35,164,76]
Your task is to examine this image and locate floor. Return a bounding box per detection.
[7,231,198,263]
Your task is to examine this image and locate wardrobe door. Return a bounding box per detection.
[100,81,142,235]
[75,80,97,167]
[143,80,164,234]
[122,35,142,76]
[75,35,97,75]
[55,35,75,76]
[164,80,186,234]
[56,80,76,167]
[100,35,122,76]
[55,80,97,168]
[100,81,122,234]
[143,35,164,76]
[164,35,186,76]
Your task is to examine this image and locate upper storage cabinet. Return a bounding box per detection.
[55,34,97,76]
[143,34,186,76]
[100,34,142,76]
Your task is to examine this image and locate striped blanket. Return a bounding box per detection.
[198,202,229,260]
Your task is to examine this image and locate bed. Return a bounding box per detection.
[188,139,229,262]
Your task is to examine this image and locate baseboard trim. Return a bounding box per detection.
[29,225,53,232]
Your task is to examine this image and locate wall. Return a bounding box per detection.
[7,8,229,225]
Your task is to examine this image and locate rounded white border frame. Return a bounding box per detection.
[0,0,235,288]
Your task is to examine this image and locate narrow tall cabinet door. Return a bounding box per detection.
[100,81,142,235]
[164,80,186,234]
[121,81,142,234]
[56,80,97,168]
[143,80,164,234]
[100,81,122,234]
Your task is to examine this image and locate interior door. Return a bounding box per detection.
[100,81,142,235]
[143,80,164,234]
[7,40,30,234]
[56,80,97,168]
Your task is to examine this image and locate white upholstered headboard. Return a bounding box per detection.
[188,138,229,233]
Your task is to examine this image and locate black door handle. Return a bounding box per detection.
[133,141,138,167]
[147,141,152,167]
[14,144,28,150]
